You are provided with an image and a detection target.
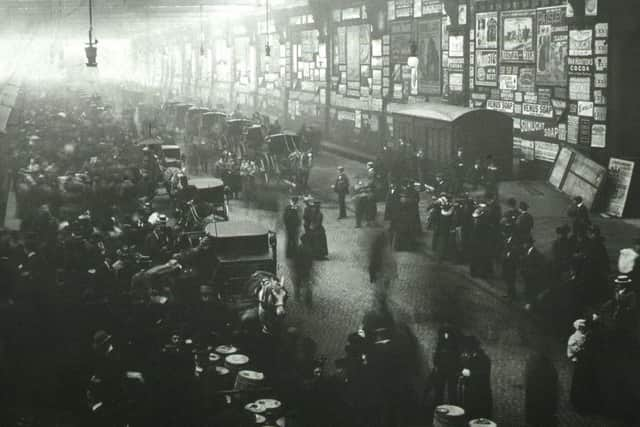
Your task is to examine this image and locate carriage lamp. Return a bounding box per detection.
[407,42,419,68]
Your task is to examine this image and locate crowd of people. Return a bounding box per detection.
[0,85,346,427]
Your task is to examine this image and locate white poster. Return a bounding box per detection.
[591,123,606,148]
[449,35,464,57]
[585,0,598,16]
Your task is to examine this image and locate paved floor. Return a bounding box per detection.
[207,152,625,426]
[2,148,628,426]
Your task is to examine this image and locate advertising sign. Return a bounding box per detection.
[499,75,518,91]
[567,115,579,144]
[449,35,465,57]
[476,12,499,49]
[568,57,593,75]
[475,50,498,87]
[487,99,514,113]
[536,7,568,87]
[569,76,591,101]
[522,103,554,118]
[518,67,536,92]
[577,101,594,117]
[501,10,536,63]
[569,30,593,56]
[606,157,635,217]
[591,123,606,148]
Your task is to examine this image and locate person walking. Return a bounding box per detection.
[334,166,350,219]
[568,196,590,237]
[515,201,534,244]
[283,196,302,259]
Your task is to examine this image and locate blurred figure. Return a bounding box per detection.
[525,351,558,427]
[430,325,461,405]
[283,196,302,259]
[334,166,350,219]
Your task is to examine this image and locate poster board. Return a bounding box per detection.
[548,146,607,209]
[605,158,635,217]
[549,147,573,188]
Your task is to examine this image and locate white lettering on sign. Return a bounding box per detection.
[520,119,545,133]
[522,103,554,118]
[524,92,538,104]
[486,99,514,113]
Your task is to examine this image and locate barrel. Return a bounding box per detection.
[433,405,465,427]
[469,419,496,427]
[225,354,250,373]
[234,370,265,390]
[244,401,266,415]
[215,344,237,356]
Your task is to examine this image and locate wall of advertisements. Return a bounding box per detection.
[469,0,609,165]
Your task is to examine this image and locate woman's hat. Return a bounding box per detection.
[573,319,586,330]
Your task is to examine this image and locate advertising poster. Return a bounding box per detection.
[595,23,608,38]
[449,35,464,57]
[417,18,442,95]
[606,157,635,217]
[567,115,579,144]
[585,0,598,16]
[390,20,412,64]
[536,7,568,86]
[569,76,591,101]
[442,16,450,50]
[337,27,346,65]
[569,30,593,56]
[591,123,606,148]
[475,50,498,87]
[518,67,536,92]
[449,72,464,92]
[476,12,498,49]
[500,75,518,91]
[578,117,592,146]
[346,25,361,85]
[595,39,608,55]
[501,10,536,63]
[423,0,441,15]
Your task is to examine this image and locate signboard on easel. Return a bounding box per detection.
[605,158,635,217]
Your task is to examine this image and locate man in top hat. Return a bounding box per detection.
[515,201,534,244]
[334,166,350,219]
[520,237,547,310]
[283,196,302,258]
[568,196,591,237]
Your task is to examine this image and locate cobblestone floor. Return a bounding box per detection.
[212,151,626,427]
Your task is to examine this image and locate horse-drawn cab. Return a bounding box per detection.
[201,111,227,139]
[204,220,277,301]
[261,132,312,188]
[160,145,182,168]
[188,177,229,221]
[225,118,252,157]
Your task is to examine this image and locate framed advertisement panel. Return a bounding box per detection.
[500,10,536,63]
[536,7,568,87]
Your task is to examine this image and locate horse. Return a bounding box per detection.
[241,271,289,335]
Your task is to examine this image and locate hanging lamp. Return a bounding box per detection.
[85,0,98,67]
